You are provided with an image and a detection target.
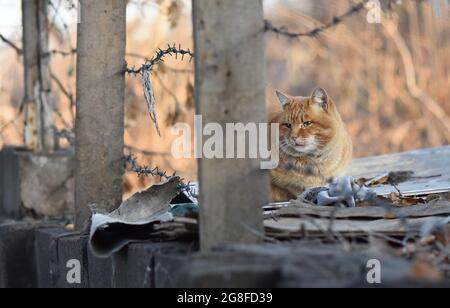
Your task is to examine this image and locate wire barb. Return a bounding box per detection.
[125,44,194,75]
[125,44,194,136]
[125,154,195,198]
[264,2,366,40]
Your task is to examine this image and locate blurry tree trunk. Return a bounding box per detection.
[22,0,55,152]
[193,0,270,251]
[75,0,126,228]
[415,0,425,36]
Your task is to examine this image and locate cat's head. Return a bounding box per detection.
[275,88,341,157]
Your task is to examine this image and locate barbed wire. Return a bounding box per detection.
[126,52,193,74]
[126,44,194,136]
[125,154,196,198]
[264,2,366,40]
[126,44,194,75]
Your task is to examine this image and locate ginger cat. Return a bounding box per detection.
[270,88,353,202]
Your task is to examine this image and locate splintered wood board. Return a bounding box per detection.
[346,146,450,197]
[264,216,445,237]
[268,201,450,220]
[263,202,450,238]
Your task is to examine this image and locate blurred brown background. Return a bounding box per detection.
[0,0,449,196]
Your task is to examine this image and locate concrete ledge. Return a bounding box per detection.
[0,148,21,219]
[34,228,69,288]
[155,243,450,288]
[35,228,198,288]
[0,221,50,288]
[128,241,198,288]
[35,229,89,288]
[0,147,74,219]
[156,252,280,288]
[6,224,448,288]
[36,229,128,288]
[87,247,129,288]
[155,250,281,288]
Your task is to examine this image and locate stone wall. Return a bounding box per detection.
[0,147,74,219]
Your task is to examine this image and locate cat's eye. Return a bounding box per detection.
[282,123,292,129]
[303,121,313,128]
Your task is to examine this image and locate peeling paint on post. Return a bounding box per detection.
[192,0,270,250]
[75,0,126,228]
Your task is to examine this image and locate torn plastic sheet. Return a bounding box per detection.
[89,177,182,258]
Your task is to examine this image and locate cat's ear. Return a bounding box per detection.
[276,90,291,108]
[311,87,329,110]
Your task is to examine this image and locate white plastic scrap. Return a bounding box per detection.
[300,176,377,207]
[89,177,181,258]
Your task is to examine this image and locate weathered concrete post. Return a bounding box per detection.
[75,0,127,227]
[193,0,271,250]
[22,0,55,152]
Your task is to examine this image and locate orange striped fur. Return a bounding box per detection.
[270,88,353,202]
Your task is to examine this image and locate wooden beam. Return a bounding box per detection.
[193,0,270,250]
[22,0,55,152]
[74,0,126,228]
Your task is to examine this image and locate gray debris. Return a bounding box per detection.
[300,176,377,207]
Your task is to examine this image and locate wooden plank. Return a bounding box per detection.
[193,0,270,250]
[74,0,126,227]
[267,201,450,220]
[347,146,450,196]
[264,216,445,236]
